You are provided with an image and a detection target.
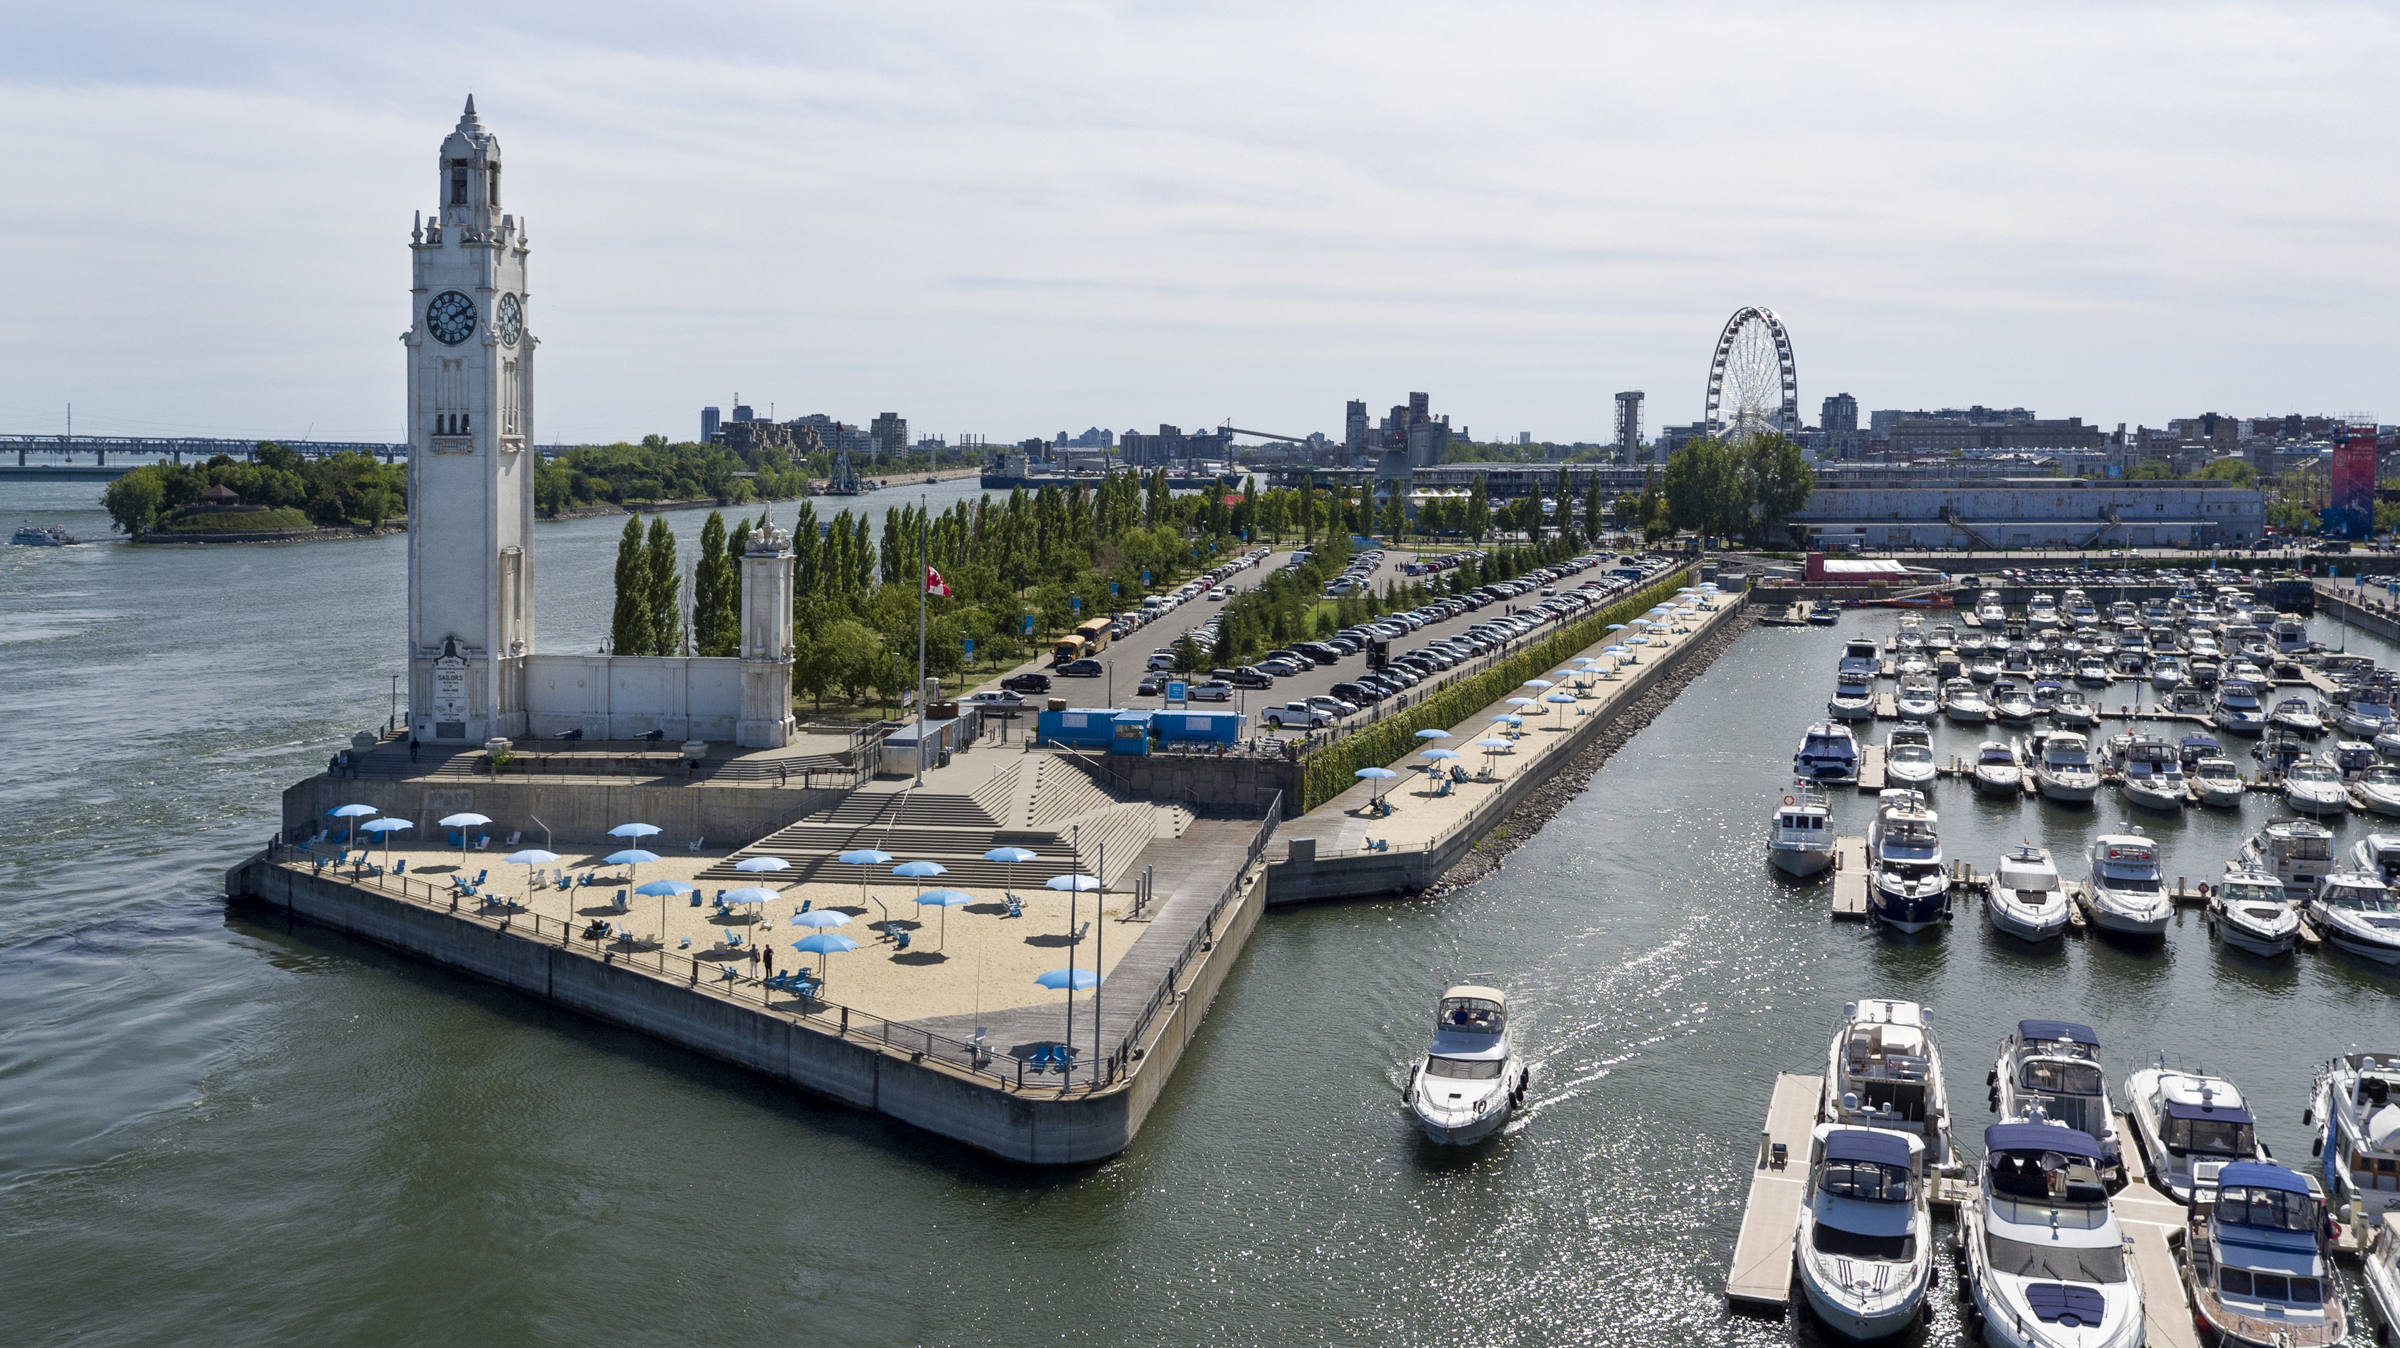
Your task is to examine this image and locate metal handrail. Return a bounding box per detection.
[1107,791,1279,1078]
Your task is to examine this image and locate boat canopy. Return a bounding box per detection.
[1824,1128,1912,1168]
[2165,1101,2256,1126]
[1984,1122,2106,1160]
[2216,1161,2310,1196]
[2019,1019,2099,1047]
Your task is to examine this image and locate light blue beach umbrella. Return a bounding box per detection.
[914,888,974,948]
[791,909,851,929]
[607,822,662,839]
[438,810,490,862]
[1605,623,1627,631]
[837,848,893,910]
[983,845,1038,892]
[889,860,948,936]
[1045,873,1101,892]
[603,847,660,887]
[633,877,694,932]
[1505,697,1540,709]
[359,816,411,869]
[1037,965,1104,1075]
[722,886,778,905]
[1414,728,1452,740]
[1422,747,1460,759]
[1355,764,1398,806]
[328,803,377,850]
[732,856,790,873]
[793,931,859,976]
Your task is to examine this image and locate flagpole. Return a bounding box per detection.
[917,492,928,789]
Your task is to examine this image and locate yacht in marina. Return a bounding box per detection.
[2215,679,2269,734]
[1866,792,1949,933]
[2183,1162,2348,1348]
[2209,867,2299,957]
[1829,673,1877,721]
[1969,655,2001,684]
[2073,654,2112,688]
[2191,756,2247,808]
[2270,696,2326,737]
[1990,682,2037,726]
[2123,1061,2265,1203]
[2281,759,2350,816]
[1985,844,2069,942]
[1837,638,1881,678]
[1884,735,1938,791]
[1990,1020,2123,1173]
[2238,818,2335,896]
[2256,731,2312,779]
[1970,741,2022,795]
[2064,590,2098,625]
[2052,687,2098,727]
[2027,593,2060,629]
[2084,830,2170,936]
[2109,599,2139,625]
[2357,766,2400,819]
[2033,732,2099,803]
[1794,1127,1933,1341]
[1961,1123,2141,1348]
[1943,679,1990,724]
[2377,727,2400,761]
[2327,739,2380,778]
[1893,673,1939,721]
[2306,1051,2400,1221]
[2308,870,2400,966]
[2151,654,2187,693]
[1975,596,2007,626]
[1795,722,1862,786]
[2274,614,2312,657]
[2357,835,2400,886]
[1823,999,1952,1165]
[1768,787,1837,878]
[1404,986,1528,1145]
[2114,735,2188,811]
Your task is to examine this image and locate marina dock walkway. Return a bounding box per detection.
[2110,1110,2204,1348]
[1830,837,1868,919]
[1725,1071,1824,1309]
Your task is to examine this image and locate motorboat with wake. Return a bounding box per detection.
[2238,818,2334,897]
[1960,1123,2141,1348]
[2032,732,2098,803]
[2084,830,2170,936]
[1989,1020,2124,1177]
[1404,986,1528,1145]
[2210,867,2299,957]
[1795,1127,1932,1340]
[1823,998,1952,1165]
[1986,845,2068,942]
[2308,870,2400,966]
[1970,741,2022,796]
[1865,792,1949,933]
[2183,1162,2348,1348]
[2123,1060,2265,1203]
[1768,787,1837,878]
[1794,721,1861,786]
[11,522,81,546]
[2306,1051,2400,1221]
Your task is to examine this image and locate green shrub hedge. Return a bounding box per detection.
[1299,570,1694,810]
[157,507,315,532]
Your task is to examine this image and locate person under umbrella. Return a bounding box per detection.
[603,848,660,895]
[1353,765,1398,811]
[792,932,858,988]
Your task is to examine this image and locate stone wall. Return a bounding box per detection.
[1056,751,1300,818]
[285,775,845,851]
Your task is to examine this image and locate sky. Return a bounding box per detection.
[4,1,2396,447]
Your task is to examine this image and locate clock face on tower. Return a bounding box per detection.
[495,293,522,347]
[426,290,477,345]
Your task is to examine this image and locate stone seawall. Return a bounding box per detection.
[227,851,1267,1166]
[283,776,849,852]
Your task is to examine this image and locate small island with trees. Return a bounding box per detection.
[101,443,406,542]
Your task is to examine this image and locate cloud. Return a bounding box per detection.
[1,1,2395,444]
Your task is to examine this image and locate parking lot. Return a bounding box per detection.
[967,544,1683,735]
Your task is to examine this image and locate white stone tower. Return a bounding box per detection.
[406,96,536,743]
[736,518,797,748]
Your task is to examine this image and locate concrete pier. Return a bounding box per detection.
[1725,1071,1824,1308]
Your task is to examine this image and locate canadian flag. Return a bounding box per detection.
[924,565,952,597]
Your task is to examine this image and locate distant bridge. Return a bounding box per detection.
[4,434,410,477]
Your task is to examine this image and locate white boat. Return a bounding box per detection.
[2215,679,2269,734]
[1961,1122,2142,1348]
[2282,760,2350,816]
[10,522,81,546]
[1795,721,1862,786]
[2115,735,2187,811]
[1823,999,1952,1165]
[2085,830,2170,936]
[1969,657,2001,685]
[1986,844,2069,942]
[2027,594,2060,629]
[1943,679,1989,725]
[2327,739,2381,780]
[2358,835,2400,886]
[2123,1061,2265,1203]
[2271,696,2326,736]
[2357,765,2400,818]
[1865,792,1949,933]
[2340,694,2400,740]
[1976,597,2007,625]
[1794,1126,1933,1341]
[2376,728,2400,761]
[2152,655,2186,692]
[2033,732,2099,803]
[1837,638,1882,678]
[2238,819,2334,897]
[2072,654,2111,687]
[1404,986,1528,1145]
[2305,1052,2400,1222]
[1990,1020,2124,1171]
[2191,756,2247,808]
[1990,683,2037,726]
[2274,615,2311,656]
[2210,867,2299,957]
[1829,673,1877,721]
[2052,687,2098,727]
[2184,1162,2348,1348]
[1970,741,2022,796]
[2309,870,2400,966]
[1769,787,1837,878]
[1893,674,1939,721]
[1885,739,1938,790]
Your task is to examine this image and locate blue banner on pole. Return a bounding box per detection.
[1071,596,1080,612]
[1023,614,1036,635]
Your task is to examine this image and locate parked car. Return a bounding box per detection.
[1147,651,1176,672]
[1058,658,1104,678]
[1188,680,1233,702]
[1306,695,1358,717]
[1001,673,1052,694]
[1136,675,1164,697]
[1226,666,1275,689]
[1260,701,1335,729]
[966,690,1025,710]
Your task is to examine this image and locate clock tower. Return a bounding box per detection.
[406,96,535,744]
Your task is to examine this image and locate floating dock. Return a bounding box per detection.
[1724,1072,1825,1309]
[2111,1111,2205,1348]
[1857,746,1887,791]
[1831,836,1869,919]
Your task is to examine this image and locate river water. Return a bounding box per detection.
[3,483,2390,1346]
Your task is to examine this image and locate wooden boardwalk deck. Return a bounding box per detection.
[1857,746,1887,791]
[1725,1072,1825,1309]
[2112,1110,2204,1348]
[1872,693,1898,721]
[1832,837,1868,919]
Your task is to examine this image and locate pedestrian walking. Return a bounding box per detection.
[778,762,788,787]
[408,736,420,764]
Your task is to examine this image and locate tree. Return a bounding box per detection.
[610,515,656,655]
[1379,491,1406,543]
[1465,474,1490,542]
[645,515,683,655]
[693,511,737,656]
[101,472,165,537]
[2198,457,2256,485]
[1172,635,1205,674]
[1582,475,1605,545]
[1551,467,1573,540]
[1746,433,1817,538]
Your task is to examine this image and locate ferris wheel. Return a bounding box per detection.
[1702,306,1799,443]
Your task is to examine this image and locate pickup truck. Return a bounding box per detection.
[1260,701,1335,729]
